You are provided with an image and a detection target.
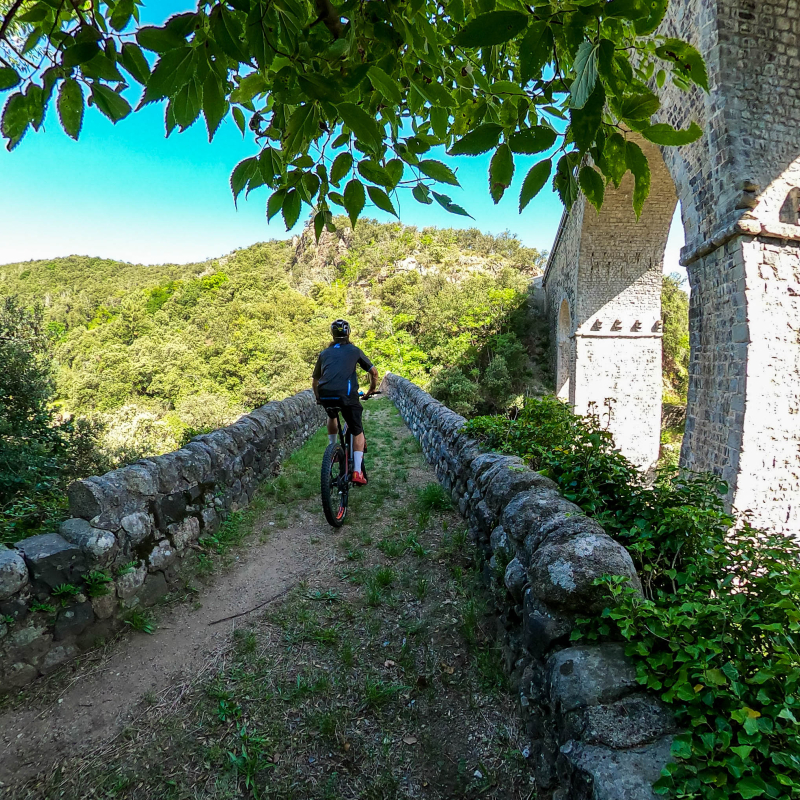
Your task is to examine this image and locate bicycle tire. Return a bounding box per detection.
[321,443,348,527]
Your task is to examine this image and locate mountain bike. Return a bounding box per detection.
[320,392,381,528]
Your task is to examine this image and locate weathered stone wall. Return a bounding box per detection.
[0,390,325,693]
[384,374,674,800]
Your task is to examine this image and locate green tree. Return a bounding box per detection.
[662,272,689,402]
[1,0,706,226]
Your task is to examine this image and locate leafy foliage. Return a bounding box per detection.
[466,400,800,800]
[1,0,706,223]
[662,272,690,403]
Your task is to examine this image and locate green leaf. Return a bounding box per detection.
[81,53,125,83]
[173,79,202,130]
[641,121,703,146]
[508,126,557,154]
[358,159,393,188]
[598,131,627,187]
[57,79,83,140]
[232,106,246,136]
[283,104,314,158]
[110,0,134,31]
[453,11,528,47]
[655,39,708,90]
[203,73,227,141]
[142,48,195,103]
[0,68,21,92]
[614,91,660,121]
[62,41,102,68]
[432,191,471,217]
[230,73,268,104]
[448,123,503,156]
[120,44,151,85]
[603,0,644,19]
[367,185,398,217]
[735,777,768,799]
[267,189,285,220]
[570,41,599,110]
[412,78,455,108]
[210,3,247,62]
[1,92,31,145]
[519,159,551,211]
[90,84,131,122]
[579,165,605,211]
[230,156,258,204]
[519,21,553,83]
[385,159,404,187]
[338,102,384,151]
[368,66,402,106]
[344,178,366,226]
[413,183,433,205]
[570,82,605,152]
[625,139,651,217]
[313,210,325,242]
[554,154,579,210]
[282,189,301,230]
[19,3,49,22]
[670,737,692,760]
[418,160,459,186]
[136,25,186,53]
[330,152,353,185]
[489,143,514,204]
[634,0,668,35]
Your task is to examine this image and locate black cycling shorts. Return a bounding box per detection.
[323,401,364,437]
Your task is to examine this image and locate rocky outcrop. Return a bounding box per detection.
[0,390,325,693]
[383,373,675,800]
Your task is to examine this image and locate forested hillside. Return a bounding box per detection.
[1,219,546,469]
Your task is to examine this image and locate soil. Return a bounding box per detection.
[0,513,333,792]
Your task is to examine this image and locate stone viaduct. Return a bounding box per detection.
[543,0,800,533]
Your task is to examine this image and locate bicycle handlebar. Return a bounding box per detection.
[358,391,383,399]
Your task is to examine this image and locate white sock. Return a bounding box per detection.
[354,451,364,472]
[328,434,337,445]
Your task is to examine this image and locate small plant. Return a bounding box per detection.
[115,561,138,577]
[308,589,340,603]
[85,569,113,598]
[377,536,406,559]
[196,552,214,576]
[123,608,155,635]
[362,678,407,710]
[415,577,429,601]
[52,583,81,605]
[374,566,395,588]
[1,613,14,625]
[30,601,56,614]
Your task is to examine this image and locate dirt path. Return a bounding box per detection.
[0,497,333,792]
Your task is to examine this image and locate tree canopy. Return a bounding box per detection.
[0,0,705,229]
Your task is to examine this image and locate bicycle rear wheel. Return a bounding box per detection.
[321,443,348,527]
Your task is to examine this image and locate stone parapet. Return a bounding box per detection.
[383,373,674,800]
[0,390,325,693]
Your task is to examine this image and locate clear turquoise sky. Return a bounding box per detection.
[0,0,685,271]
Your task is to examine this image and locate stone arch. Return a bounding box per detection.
[545,0,800,532]
[555,298,572,402]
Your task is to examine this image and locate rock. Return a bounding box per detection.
[66,477,105,520]
[0,596,29,625]
[91,593,117,620]
[54,601,95,641]
[138,572,169,606]
[483,466,559,513]
[522,589,575,659]
[200,507,220,535]
[490,526,514,560]
[148,540,176,572]
[9,624,47,649]
[0,548,28,600]
[14,534,87,590]
[155,492,187,530]
[168,516,200,551]
[547,644,639,714]
[1,662,38,690]
[557,736,674,800]
[59,519,118,564]
[120,512,153,546]
[504,558,528,603]
[116,562,147,601]
[529,528,641,613]
[40,644,79,675]
[502,489,583,551]
[8,626,51,665]
[562,693,676,749]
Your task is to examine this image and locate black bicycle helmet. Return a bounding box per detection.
[331,319,350,339]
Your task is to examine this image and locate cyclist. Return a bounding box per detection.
[312,319,379,486]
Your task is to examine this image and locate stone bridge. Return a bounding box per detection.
[543,0,800,533]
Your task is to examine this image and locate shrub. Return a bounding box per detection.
[466,399,800,800]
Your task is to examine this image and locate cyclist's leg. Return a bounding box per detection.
[341,404,366,482]
[323,405,339,445]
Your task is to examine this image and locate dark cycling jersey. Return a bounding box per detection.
[312,342,373,405]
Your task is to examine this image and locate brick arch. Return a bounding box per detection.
[544,0,800,532]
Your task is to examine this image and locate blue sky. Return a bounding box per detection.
[0,0,685,273]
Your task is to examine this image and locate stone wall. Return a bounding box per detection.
[0,390,325,693]
[383,374,674,800]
